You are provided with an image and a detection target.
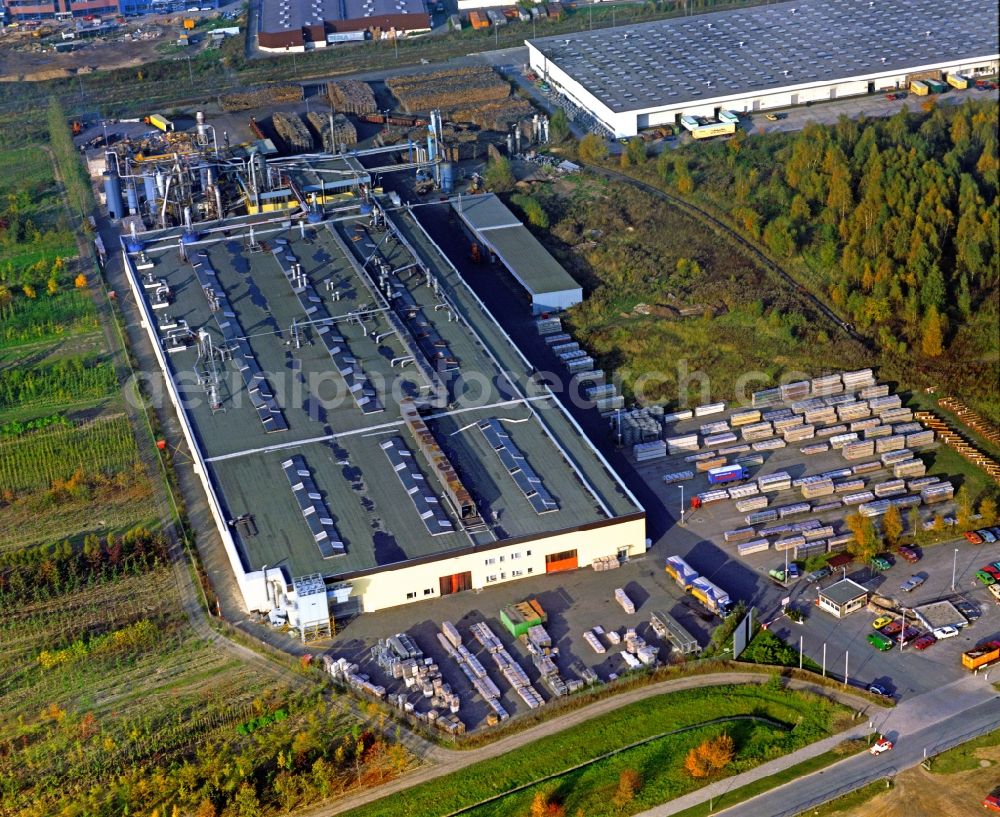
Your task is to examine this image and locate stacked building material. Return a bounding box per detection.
[873,478,906,498]
[666,434,700,454]
[893,458,927,478]
[272,112,314,153]
[811,499,843,513]
[801,478,835,499]
[850,417,882,432]
[775,535,805,552]
[859,383,890,399]
[800,442,830,455]
[724,527,757,543]
[633,440,667,462]
[811,373,844,395]
[921,481,954,503]
[758,471,792,492]
[736,495,768,512]
[326,79,377,114]
[906,429,935,448]
[663,470,695,484]
[731,409,762,427]
[591,555,621,571]
[615,588,636,614]
[752,387,782,407]
[752,438,786,451]
[583,630,606,654]
[307,110,357,151]
[829,432,859,449]
[852,460,882,475]
[700,420,730,436]
[737,538,769,556]
[387,66,509,112]
[842,369,876,390]
[805,406,837,425]
[694,402,726,416]
[741,421,774,442]
[842,439,876,459]
[219,84,302,111]
[816,424,848,438]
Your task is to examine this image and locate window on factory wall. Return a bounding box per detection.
[486,575,497,583]
[424,588,434,596]
[406,591,417,599]
[512,569,523,577]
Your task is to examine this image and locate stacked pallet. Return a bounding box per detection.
[387,66,510,113]
[615,588,636,614]
[583,630,606,654]
[591,555,620,571]
[306,110,358,151]
[219,84,302,111]
[272,112,314,153]
[327,79,377,114]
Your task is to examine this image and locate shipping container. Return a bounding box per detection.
[962,641,1000,670]
[947,73,969,89]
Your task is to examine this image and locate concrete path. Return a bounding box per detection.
[292,671,875,816]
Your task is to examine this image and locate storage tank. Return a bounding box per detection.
[143,171,157,206]
[125,181,139,215]
[103,171,124,220]
[440,162,454,193]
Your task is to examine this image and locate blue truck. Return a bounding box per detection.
[707,464,749,485]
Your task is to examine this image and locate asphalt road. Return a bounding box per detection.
[710,693,1000,817]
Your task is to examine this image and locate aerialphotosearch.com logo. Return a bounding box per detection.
[122,358,827,416]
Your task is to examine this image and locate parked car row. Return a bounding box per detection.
[965,527,1000,545]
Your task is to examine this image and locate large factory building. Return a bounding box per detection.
[119,154,644,638]
[258,0,430,51]
[526,0,998,138]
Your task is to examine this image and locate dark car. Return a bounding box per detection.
[914,633,937,650]
[897,626,921,645]
[900,574,926,592]
[880,620,903,636]
[806,566,832,583]
[955,600,981,622]
[868,683,890,696]
[898,546,920,564]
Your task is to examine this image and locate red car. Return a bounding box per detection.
[914,633,936,650]
[880,620,903,636]
[984,786,1000,812]
[897,626,921,645]
[965,531,984,544]
[983,565,1000,579]
[885,93,897,100]
[898,546,920,564]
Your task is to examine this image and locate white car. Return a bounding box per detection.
[870,737,894,755]
[933,625,959,639]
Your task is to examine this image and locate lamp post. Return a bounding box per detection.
[679,485,685,526]
[952,547,958,591]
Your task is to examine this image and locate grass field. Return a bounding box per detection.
[526,174,870,406]
[342,684,850,817]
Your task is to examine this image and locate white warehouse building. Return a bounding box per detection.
[526,0,999,138]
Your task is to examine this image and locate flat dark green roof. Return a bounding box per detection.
[125,202,640,580]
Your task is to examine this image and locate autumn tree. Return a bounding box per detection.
[978,496,998,528]
[882,504,903,548]
[620,137,648,167]
[845,512,880,562]
[684,734,735,778]
[920,306,944,357]
[955,486,974,530]
[194,800,216,817]
[530,791,565,817]
[578,133,608,163]
[613,768,642,807]
[74,273,88,289]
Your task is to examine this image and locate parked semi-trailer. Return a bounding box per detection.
[665,555,698,589]
[707,464,750,485]
[690,577,732,616]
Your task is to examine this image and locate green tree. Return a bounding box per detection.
[675,155,694,194]
[549,108,570,143]
[578,133,608,163]
[483,156,514,193]
[511,193,549,229]
[620,137,647,167]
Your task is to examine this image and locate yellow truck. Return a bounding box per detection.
[146,114,175,133]
[947,73,969,89]
[910,80,929,96]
